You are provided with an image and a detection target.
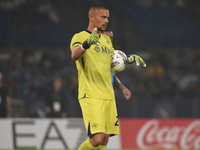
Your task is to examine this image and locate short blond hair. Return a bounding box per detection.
[89,3,109,15]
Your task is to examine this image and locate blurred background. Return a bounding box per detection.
[0,0,200,118]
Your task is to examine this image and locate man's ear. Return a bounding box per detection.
[89,13,94,22]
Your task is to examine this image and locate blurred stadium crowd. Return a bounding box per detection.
[0,0,200,117]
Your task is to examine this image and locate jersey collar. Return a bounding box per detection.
[85,29,101,38]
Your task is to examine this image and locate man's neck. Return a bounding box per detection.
[87,26,101,35]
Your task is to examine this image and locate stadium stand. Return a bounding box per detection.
[0,0,199,117]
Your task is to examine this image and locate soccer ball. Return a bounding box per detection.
[111,50,128,73]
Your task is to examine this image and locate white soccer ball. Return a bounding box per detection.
[111,50,128,73]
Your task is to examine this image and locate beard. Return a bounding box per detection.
[97,25,107,32]
[98,28,104,32]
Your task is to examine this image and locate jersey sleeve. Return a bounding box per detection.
[70,33,84,51]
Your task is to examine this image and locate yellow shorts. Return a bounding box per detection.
[79,97,119,137]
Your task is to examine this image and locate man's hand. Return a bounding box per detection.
[122,88,131,100]
[87,27,99,45]
[81,27,99,50]
[126,54,147,68]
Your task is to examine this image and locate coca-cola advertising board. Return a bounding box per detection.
[119,119,200,149]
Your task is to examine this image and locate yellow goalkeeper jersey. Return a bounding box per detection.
[70,30,115,100]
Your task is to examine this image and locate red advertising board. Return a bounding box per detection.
[119,119,200,149]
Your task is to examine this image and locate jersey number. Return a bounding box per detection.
[115,116,119,126]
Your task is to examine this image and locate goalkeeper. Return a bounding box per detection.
[70,4,146,150]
